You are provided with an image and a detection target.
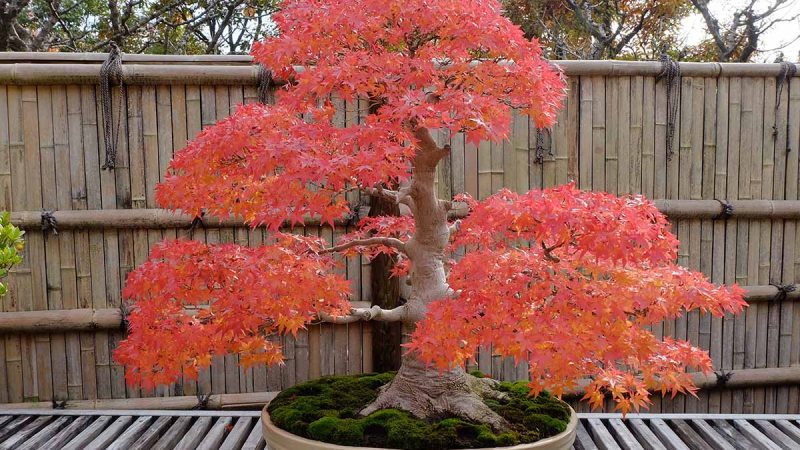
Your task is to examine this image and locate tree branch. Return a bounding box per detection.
[320,304,408,324]
[320,236,407,255]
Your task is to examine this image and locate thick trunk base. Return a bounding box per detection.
[360,359,511,432]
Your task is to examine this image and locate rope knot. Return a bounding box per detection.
[714,370,733,388]
[770,282,797,302]
[41,210,58,235]
[193,393,212,410]
[714,199,734,220]
[257,64,273,104]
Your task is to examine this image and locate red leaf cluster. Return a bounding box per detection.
[113,236,351,389]
[407,184,746,414]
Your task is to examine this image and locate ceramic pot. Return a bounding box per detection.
[261,405,577,450]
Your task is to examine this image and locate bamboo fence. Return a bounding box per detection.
[2,54,800,414]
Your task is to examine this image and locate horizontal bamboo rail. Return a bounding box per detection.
[652,200,800,219]
[0,367,795,411]
[0,55,796,86]
[0,302,374,333]
[0,290,792,333]
[0,391,277,410]
[11,200,800,231]
[0,309,123,332]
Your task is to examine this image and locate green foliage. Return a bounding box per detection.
[0,212,24,298]
[268,373,571,449]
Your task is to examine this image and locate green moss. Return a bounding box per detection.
[268,373,571,449]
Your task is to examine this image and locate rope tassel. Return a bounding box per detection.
[100,42,125,170]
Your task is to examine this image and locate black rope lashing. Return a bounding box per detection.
[534,128,552,165]
[773,61,797,151]
[52,399,68,409]
[100,42,125,170]
[714,370,733,388]
[120,304,130,331]
[657,53,681,162]
[714,199,734,220]
[257,64,273,104]
[770,282,797,302]
[41,210,58,235]
[193,393,212,410]
[188,211,206,231]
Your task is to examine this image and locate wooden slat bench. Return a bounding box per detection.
[0,410,798,449]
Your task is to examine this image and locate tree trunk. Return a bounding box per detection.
[370,195,403,372]
[359,129,511,431]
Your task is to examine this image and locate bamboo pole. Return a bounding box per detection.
[0,56,796,83]
[0,366,796,411]
[0,391,277,410]
[11,199,800,232]
[0,291,793,334]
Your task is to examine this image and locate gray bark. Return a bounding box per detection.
[357,127,511,431]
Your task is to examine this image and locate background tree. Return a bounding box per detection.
[0,0,277,53]
[688,0,800,62]
[501,0,693,59]
[115,0,746,426]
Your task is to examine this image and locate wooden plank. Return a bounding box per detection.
[733,419,782,450]
[219,416,254,450]
[129,415,173,450]
[773,419,800,444]
[713,419,760,450]
[105,415,152,450]
[241,420,266,450]
[689,419,736,450]
[670,419,709,449]
[152,416,193,450]
[607,418,645,450]
[0,415,52,449]
[16,415,70,450]
[627,419,668,450]
[61,415,113,450]
[196,416,234,450]
[575,420,600,450]
[41,415,92,449]
[753,420,799,450]
[586,418,621,450]
[649,418,690,450]
[0,416,32,442]
[82,415,134,449]
[174,416,214,450]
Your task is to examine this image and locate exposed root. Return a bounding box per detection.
[359,360,511,432]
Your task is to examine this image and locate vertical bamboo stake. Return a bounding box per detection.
[780,77,799,412]
[756,76,777,413]
[709,76,729,413]
[36,85,57,403]
[617,76,631,194]
[566,78,579,183]
[0,87,8,404]
[591,76,605,192]
[578,77,592,191]
[66,85,86,401]
[52,85,75,403]
[629,76,643,194]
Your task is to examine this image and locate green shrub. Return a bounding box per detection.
[0,212,24,298]
[268,373,571,449]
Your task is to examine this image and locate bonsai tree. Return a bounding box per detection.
[115,0,746,431]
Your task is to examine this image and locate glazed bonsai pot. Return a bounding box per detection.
[261,404,578,450]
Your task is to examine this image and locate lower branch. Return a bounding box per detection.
[320,237,406,255]
[319,304,407,324]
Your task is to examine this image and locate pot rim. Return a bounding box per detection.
[261,404,578,450]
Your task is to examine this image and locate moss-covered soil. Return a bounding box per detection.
[267,372,571,450]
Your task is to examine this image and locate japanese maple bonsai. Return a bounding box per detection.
[114,0,746,448]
